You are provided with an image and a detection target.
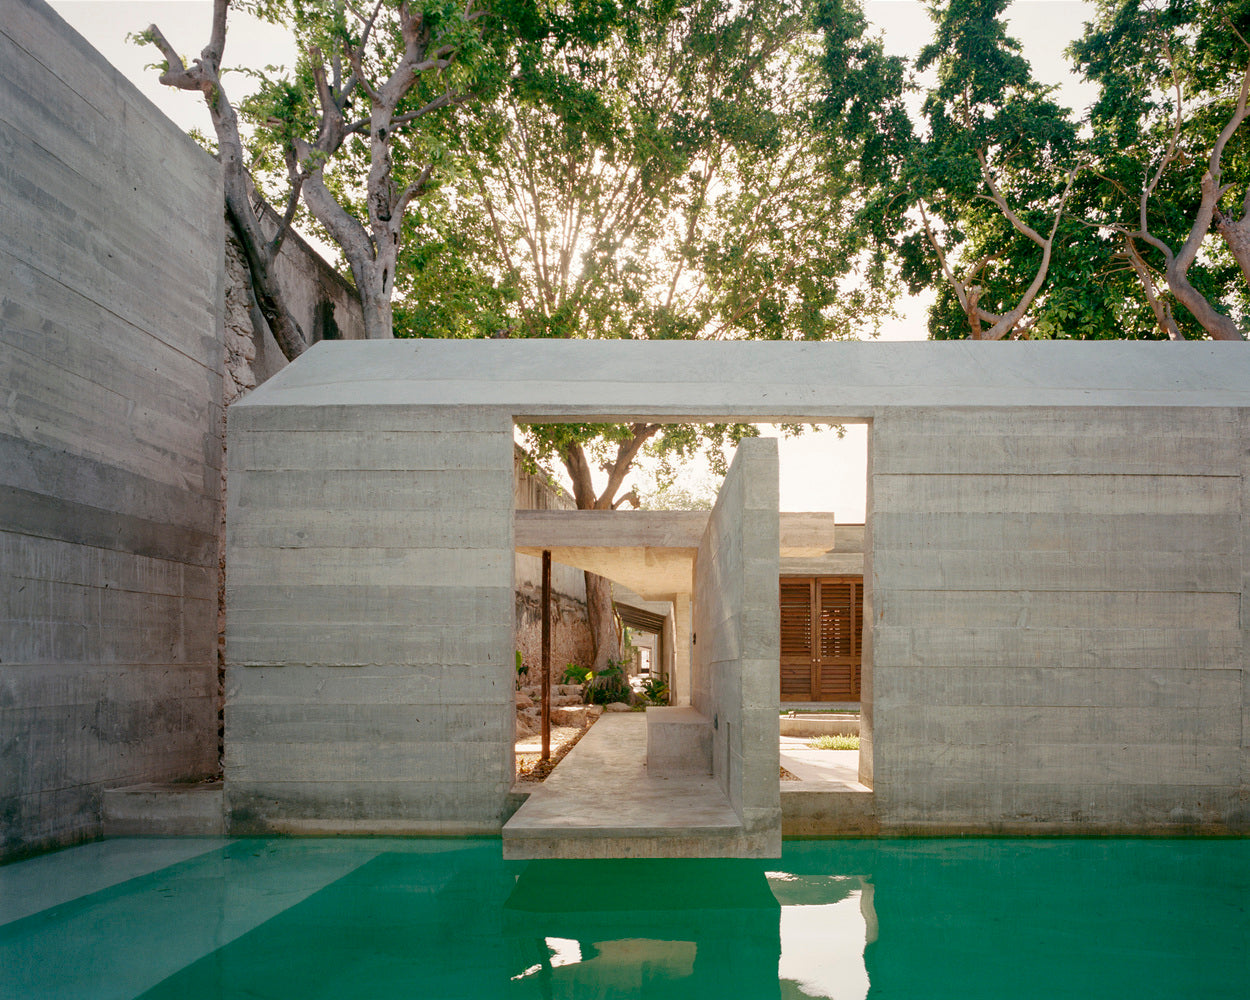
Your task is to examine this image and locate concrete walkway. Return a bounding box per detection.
[503,712,746,860]
[504,715,880,857]
[779,736,877,836]
[779,737,869,790]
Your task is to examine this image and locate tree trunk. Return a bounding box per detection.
[1216,210,1250,291]
[351,257,395,340]
[584,571,618,673]
[1125,236,1183,340]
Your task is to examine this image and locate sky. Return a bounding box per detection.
[50,0,1100,519]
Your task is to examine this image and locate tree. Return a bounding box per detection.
[412,0,892,668]
[900,0,1084,340]
[142,0,488,344]
[241,0,488,340]
[139,0,310,360]
[1072,0,1250,340]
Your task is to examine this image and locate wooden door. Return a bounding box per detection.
[779,576,862,702]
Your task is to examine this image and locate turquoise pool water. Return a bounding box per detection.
[1,837,1247,999]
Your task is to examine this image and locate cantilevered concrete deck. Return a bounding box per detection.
[503,713,751,860]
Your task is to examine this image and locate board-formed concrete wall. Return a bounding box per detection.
[0,0,224,857]
[869,406,1249,832]
[223,340,1249,837]
[224,403,517,833]
[692,439,781,852]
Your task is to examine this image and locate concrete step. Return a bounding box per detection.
[645,706,712,777]
[102,782,224,836]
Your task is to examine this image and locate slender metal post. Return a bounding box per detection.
[541,549,551,761]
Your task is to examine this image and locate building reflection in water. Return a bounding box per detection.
[503,858,783,999]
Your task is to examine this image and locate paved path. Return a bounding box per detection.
[779,737,870,790]
[503,712,744,858]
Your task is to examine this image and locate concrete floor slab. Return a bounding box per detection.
[778,740,878,836]
[503,713,752,859]
[778,741,868,790]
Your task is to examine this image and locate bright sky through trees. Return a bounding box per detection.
[51,0,1100,516]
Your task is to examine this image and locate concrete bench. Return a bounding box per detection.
[645,706,713,777]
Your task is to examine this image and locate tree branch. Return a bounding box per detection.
[1124,235,1183,340]
[975,148,1047,249]
[146,23,201,90]
[394,163,435,218]
[597,424,661,509]
[981,164,1080,341]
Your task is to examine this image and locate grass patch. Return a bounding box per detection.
[808,733,860,751]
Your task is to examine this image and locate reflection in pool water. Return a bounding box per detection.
[1,837,1246,999]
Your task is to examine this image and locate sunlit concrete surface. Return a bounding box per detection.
[236,339,1250,417]
[503,713,750,860]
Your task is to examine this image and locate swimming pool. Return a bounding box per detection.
[2,837,1246,999]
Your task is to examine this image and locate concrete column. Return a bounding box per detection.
[672,594,692,706]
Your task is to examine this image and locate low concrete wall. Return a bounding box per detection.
[0,0,224,858]
[219,339,1250,840]
[692,439,781,854]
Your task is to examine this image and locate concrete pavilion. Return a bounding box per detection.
[224,339,1250,855]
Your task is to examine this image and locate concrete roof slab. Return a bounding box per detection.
[235,341,1250,419]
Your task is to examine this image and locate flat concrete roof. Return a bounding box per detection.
[235,341,1250,420]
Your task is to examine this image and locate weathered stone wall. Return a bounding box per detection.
[225,401,517,833]
[692,438,781,853]
[514,584,595,681]
[512,451,593,678]
[225,205,367,397]
[0,0,224,858]
[869,406,1249,833]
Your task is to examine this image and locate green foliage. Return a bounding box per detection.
[811,0,1249,340]
[401,0,896,509]
[561,662,593,685]
[641,676,670,705]
[809,733,859,750]
[583,658,632,705]
[1068,0,1250,338]
[908,0,1084,338]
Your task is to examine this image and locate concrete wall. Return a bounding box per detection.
[220,337,1250,839]
[692,439,781,851]
[224,402,518,833]
[0,0,224,858]
[869,407,1248,832]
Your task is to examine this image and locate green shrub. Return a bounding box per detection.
[561,663,592,685]
[641,676,669,705]
[584,659,631,705]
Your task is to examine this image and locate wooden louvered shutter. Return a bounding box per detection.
[779,578,815,699]
[779,575,862,702]
[816,577,861,701]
